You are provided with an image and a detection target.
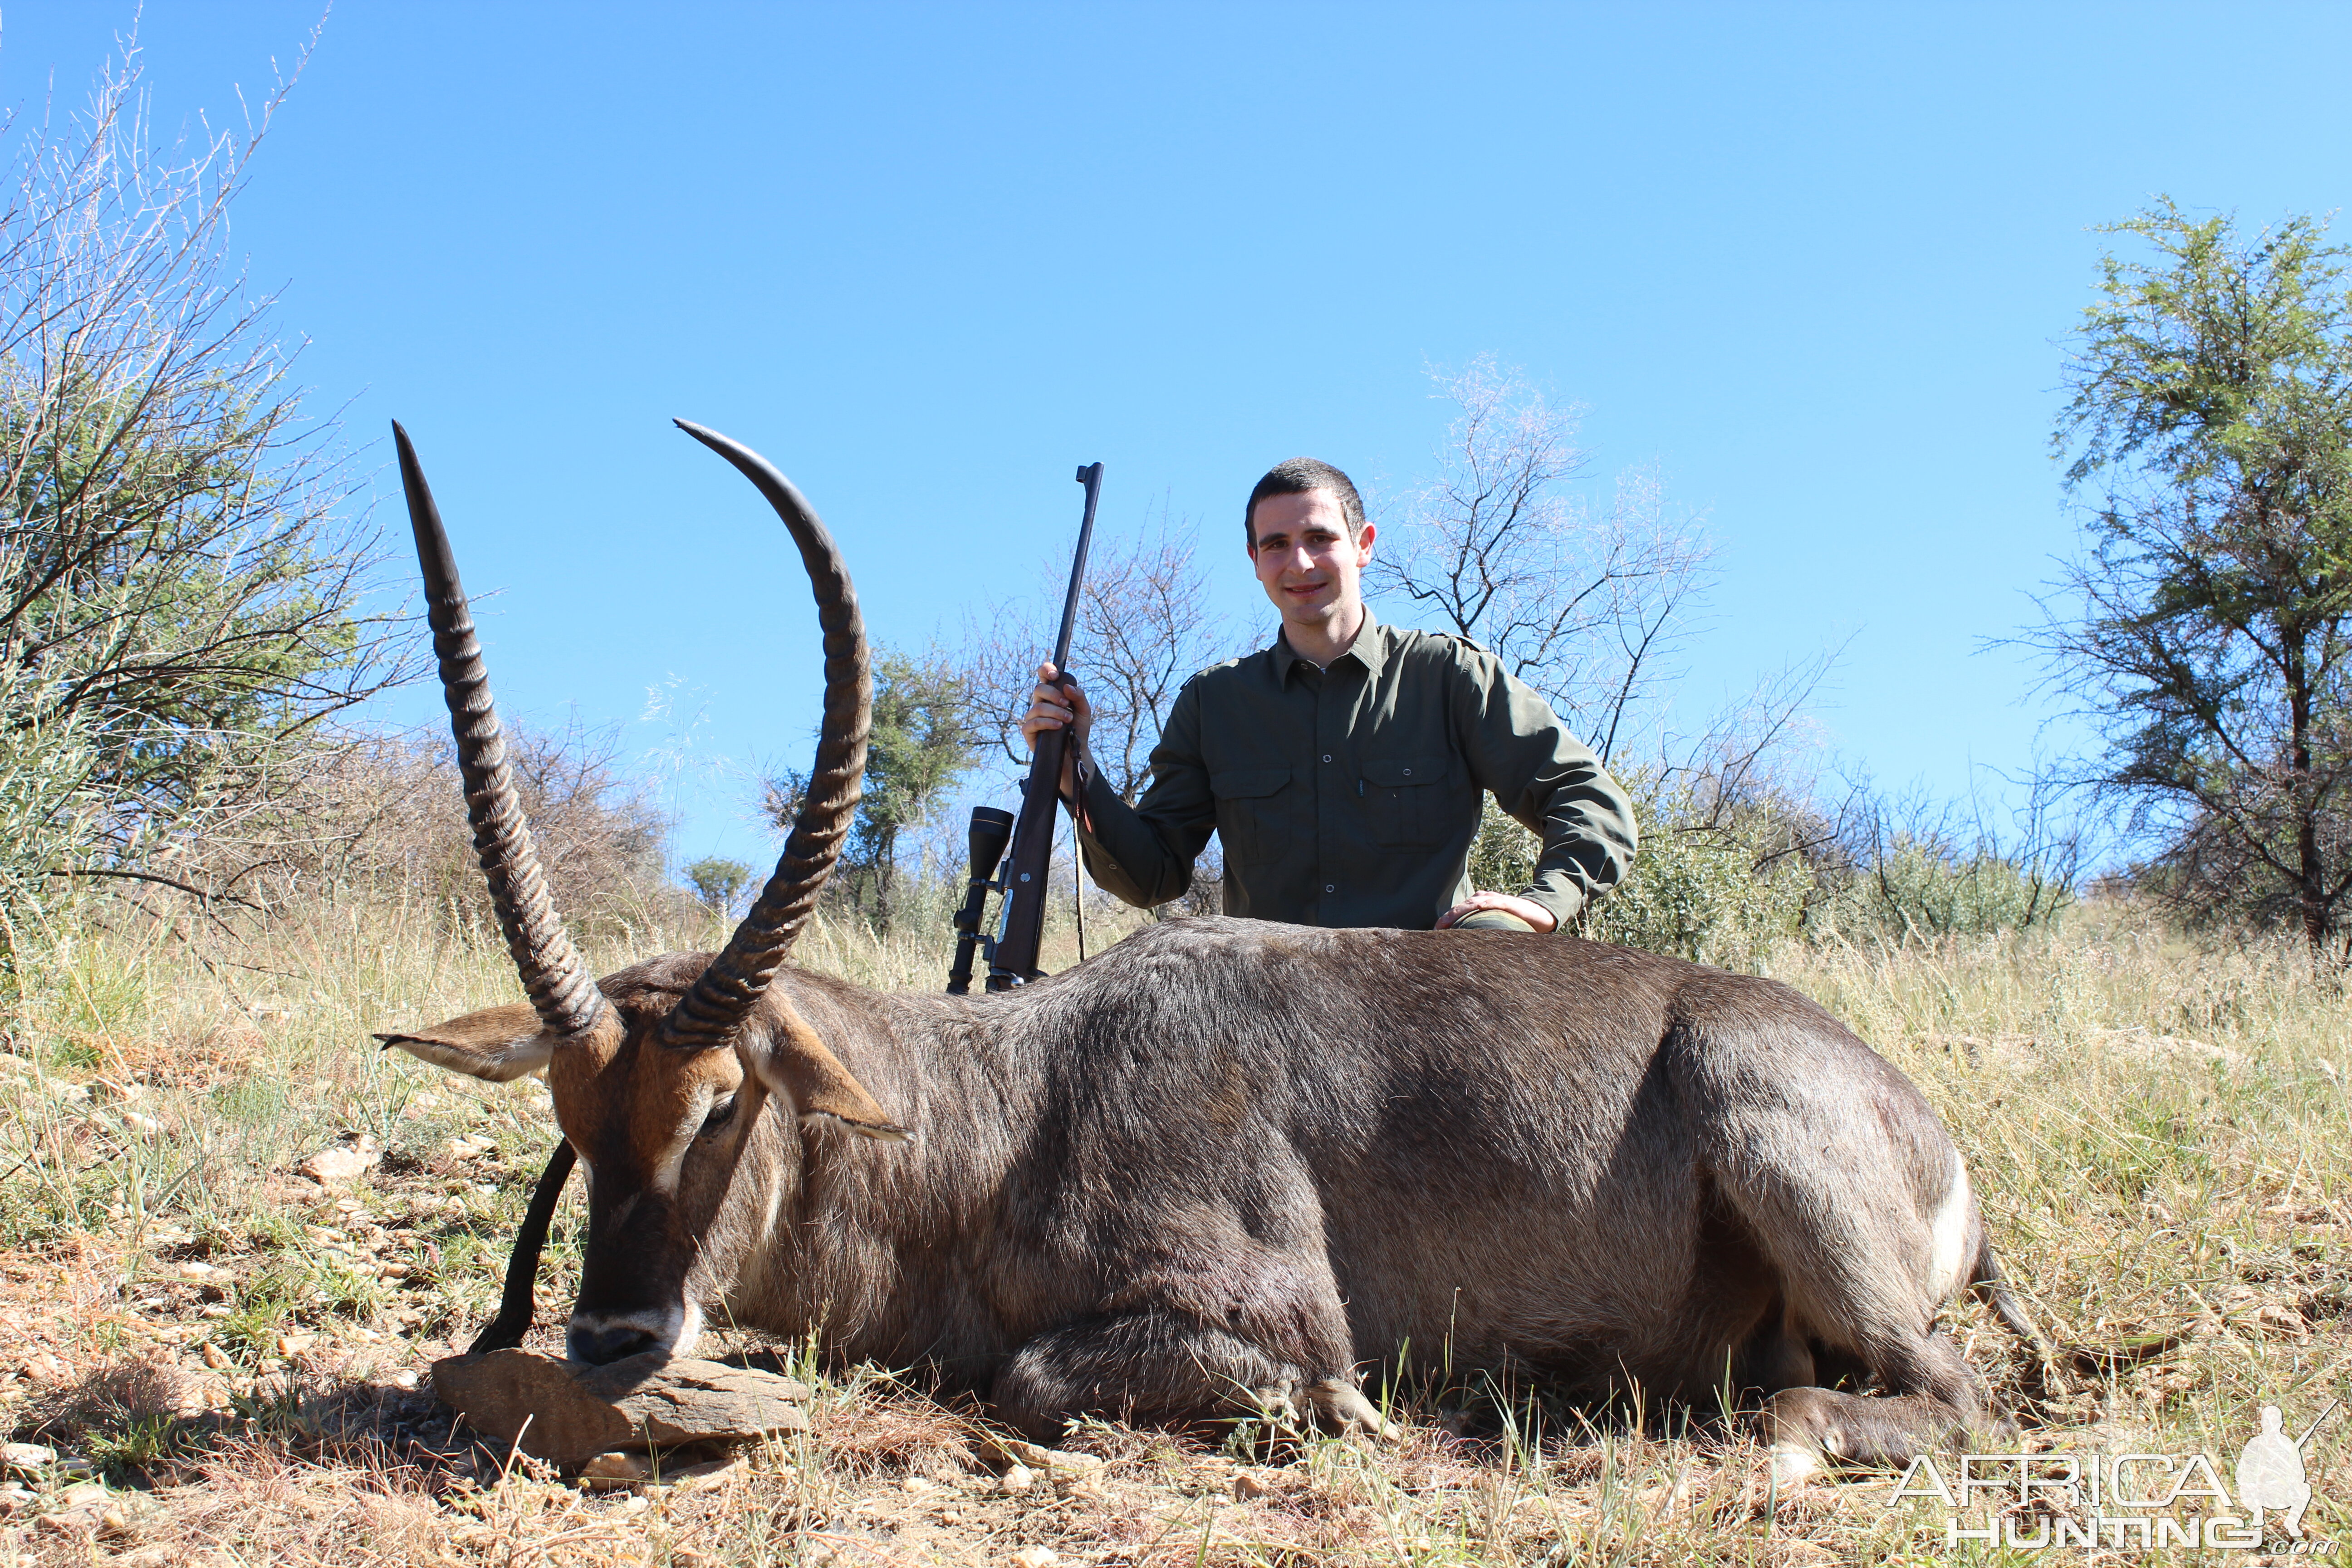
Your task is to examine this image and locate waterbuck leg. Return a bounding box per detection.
[991,1308,1392,1441]
[1762,1330,2010,1485]
[468,1141,576,1354]
[1764,1386,2008,1486]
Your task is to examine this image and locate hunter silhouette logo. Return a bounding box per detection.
[2236,1403,2332,1539]
[1889,1400,2340,1552]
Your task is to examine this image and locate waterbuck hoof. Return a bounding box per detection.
[1769,1440,1823,1489]
[1308,1378,1401,1441]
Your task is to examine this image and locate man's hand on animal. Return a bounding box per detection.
[1019,661,1091,802]
[1436,890,1559,932]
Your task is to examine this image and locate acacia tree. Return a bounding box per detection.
[0,44,413,919]
[2035,201,2352,956]
[767,646,982,931]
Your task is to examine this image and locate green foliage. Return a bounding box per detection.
[0,674,101,938]
[2042,200,2352,954]
[1473,775,2069,966]
[1811,833,2068,943]
[1475,782,1811,966]
[0,54,411,924]
[1573,779,1814,967]
[771,646,986,933]
[684,855,755,915]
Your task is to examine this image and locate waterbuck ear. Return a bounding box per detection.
[752,1013,911,1142]
[375,1001,554,1083]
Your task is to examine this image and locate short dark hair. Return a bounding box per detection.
[1244,458,1366,549]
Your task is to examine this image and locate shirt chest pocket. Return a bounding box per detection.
[1209,767,1296,865]
[1362,756,1454,848]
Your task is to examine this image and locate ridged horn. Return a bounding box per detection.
[394,421,608,1039]
[658,420,871,1052]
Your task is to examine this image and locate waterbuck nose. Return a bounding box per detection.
[566,1319,664,1365]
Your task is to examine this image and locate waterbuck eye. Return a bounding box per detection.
[700,1095,740,1137]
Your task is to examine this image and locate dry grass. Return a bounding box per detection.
[0,896,2347,1565]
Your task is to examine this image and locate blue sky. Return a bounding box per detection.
[9,2,2350,870]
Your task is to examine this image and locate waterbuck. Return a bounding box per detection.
[378,420,2033,1483]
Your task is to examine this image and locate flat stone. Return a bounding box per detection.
[296,1134,382,1188]
[976,1434,1103,1473]
[431,1349,810,1468]
[0,1442,55,1477]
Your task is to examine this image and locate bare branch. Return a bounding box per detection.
[1367,357,1715,762]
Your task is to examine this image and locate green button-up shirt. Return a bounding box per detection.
[1073,614,1638,930]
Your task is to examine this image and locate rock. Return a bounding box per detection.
[977,1435,1104,1474]
[35,1481,109,1537]
[0,1441,55,1476]
[1232,1468,1275,1499]
[2093,1028,2247,1073]
[0,1481,34,1516]
[296,1133,382,1188]
[100,1493,158,1533]
[1008,1549,1060,1568]
[999,1463,1035,1494]
[671,1454,745,1489]
[579,1451,653,1491]
[431,1349,811,1468]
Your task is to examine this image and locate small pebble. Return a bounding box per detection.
[0,1442,55,1476]
[999,1463,1035,1494]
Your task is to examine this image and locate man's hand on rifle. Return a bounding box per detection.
[1019,661,1092,803]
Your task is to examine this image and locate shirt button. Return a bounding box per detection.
[1322,754,1333,763]
[1324,884,1335,893]
[1402,767,1412,776]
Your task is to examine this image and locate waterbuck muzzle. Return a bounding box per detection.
[374,419,906,1362]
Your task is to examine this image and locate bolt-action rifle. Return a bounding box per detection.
[946,462,1102,995]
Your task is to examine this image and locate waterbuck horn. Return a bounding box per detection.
[657,420,872,1054]
[394,421,608,1040]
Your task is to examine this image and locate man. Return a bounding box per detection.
[1020,457,1636,931]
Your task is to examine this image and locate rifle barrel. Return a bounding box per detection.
[1051,464,1104,674]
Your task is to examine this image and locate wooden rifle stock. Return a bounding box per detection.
[979,462,1102,991]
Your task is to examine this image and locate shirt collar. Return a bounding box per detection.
[1271,609,1388,683]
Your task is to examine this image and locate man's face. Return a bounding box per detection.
[1249,489,1375,634]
